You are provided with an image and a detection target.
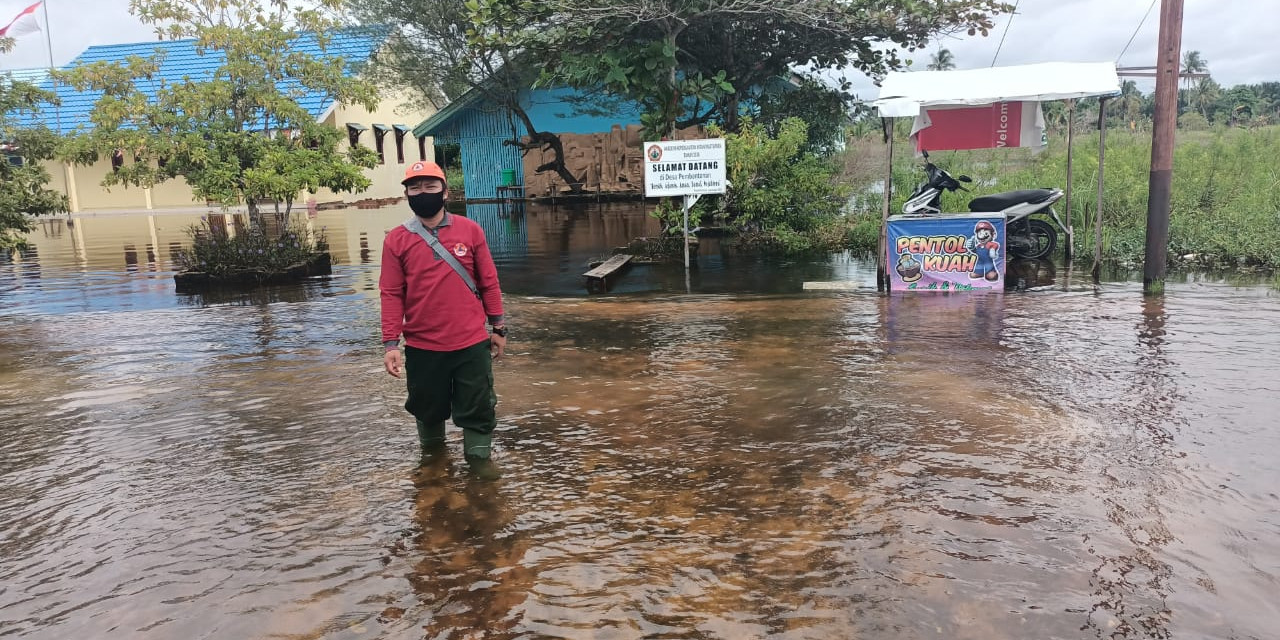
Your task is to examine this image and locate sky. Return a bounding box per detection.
[3,0,1279,96]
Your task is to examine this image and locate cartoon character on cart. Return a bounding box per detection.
[965,220,1001,281]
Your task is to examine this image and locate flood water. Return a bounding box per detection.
[2,204,1278,639]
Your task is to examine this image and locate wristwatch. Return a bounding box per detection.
[491,325,507,337]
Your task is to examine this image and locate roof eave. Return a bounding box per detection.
[411,85,487,138]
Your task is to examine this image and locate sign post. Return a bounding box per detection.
[643,139,728,281]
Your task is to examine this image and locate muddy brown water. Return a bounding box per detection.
[1,205,1277,639]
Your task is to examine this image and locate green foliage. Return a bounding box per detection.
[697,118,849,254]
[355,0,545,114]
[1,72,69,249]
[754,77,852,156]
[56,0,379,226]
[173,218,328,277]
[839,125,1280,269]
[927,48,956,71]
[537,0,1011,138]
[1178,111,1210,131]
[355,0,592,190]
[844,214,883,253]
[445,166,465,192]
[647,198,693,233]
[552,40,733,141]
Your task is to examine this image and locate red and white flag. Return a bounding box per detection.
[0,1,43,39]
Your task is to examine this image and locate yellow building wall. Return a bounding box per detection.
[44,88,435,213]
[310,89,436,206]
[150,175,206,208]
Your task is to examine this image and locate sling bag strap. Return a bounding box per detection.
[403,217,481,300]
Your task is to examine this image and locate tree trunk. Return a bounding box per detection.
[658,19,685,140]
[247,199,264,230]
[507,107,584,194]
[723,31,740,133]
[724,94,741,133]
[666,29,679,139]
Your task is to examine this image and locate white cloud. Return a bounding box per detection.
[842,0,1280,99]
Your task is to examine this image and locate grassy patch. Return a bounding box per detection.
[837,125,1280,271]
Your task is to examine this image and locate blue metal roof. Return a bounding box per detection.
[2,68,49,84]
[10,30,384,135]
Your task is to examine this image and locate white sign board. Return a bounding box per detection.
[643,139,727,197]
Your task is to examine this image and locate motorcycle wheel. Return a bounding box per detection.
[1013,219,1057,260]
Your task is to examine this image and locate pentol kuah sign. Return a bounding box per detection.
[643,139,727,197]
[910,101,1046,152]
[886,214,1005,292]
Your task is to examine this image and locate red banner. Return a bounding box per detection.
[911,101,1045,152]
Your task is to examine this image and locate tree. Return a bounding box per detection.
[1178,50,1220,121]
[755,77,852,156]
[350,0,588,193]
[1106,80,1145,127]
[1190,77,1221,122]
[1181,50,1206,90]
[1216,85,1264,127]
[539,0,1012,139]
[1251,82,1280,125]
[56,0,379,228]
[712,117,847,239]
[1,40,69,250]
[927,48,956,71]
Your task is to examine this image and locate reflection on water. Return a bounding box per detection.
[2,206,1279,639]
[3,203,878,311]
[1006,257,1058,291]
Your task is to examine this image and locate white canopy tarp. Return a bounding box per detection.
[871,62,1121,118]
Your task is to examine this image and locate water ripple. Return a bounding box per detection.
[3,259,1279,638]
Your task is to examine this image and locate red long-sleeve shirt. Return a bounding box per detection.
[380,214,504,352]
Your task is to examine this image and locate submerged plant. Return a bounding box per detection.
[174,219,328,277]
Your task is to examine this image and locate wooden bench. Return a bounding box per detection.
[583,254,633,293]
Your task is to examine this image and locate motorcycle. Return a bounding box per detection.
[901,150,1066,260]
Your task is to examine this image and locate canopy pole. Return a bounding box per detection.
[1092,97,1108,282]
[877,118,894,292]
[1064,99,1075,263]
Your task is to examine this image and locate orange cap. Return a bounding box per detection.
[401,161,447,185]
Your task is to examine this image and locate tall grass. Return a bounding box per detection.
[838,125,1280,270]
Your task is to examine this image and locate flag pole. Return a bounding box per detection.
[38,0,74,211]
[38,1,59,133]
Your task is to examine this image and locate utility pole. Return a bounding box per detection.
[1143,0,1184,295]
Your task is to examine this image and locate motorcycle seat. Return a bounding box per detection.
[968,189,1058,212]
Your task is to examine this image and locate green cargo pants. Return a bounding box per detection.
[403,340,497,455]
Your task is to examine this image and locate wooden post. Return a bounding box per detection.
[683,194,692,272]
[1064,99,1075,262]
[1092,98,1107,282]
[1143,0,1184,295]
[683,193,701,293]
[877,118,895,292]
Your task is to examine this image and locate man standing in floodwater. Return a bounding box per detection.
[379,161,508,479]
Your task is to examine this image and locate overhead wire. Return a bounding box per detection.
[1117,0,1160,62]
[989,0,1020,67]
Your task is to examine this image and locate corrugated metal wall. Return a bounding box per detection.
[434,105,525,200]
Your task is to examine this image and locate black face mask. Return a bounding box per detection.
[408,192,446,218]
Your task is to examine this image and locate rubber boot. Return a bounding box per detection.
[462,430,501,480]
[416,419,447,458]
